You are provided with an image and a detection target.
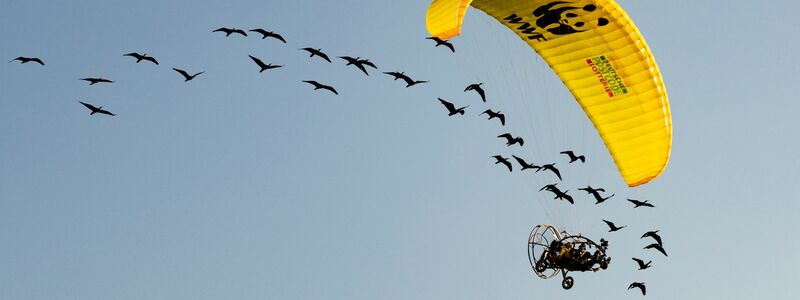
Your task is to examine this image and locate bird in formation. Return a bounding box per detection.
[644,243,668,257]
[79,101,115,116]
[641,230,663,246]
[464,83,486,102]
[497,133,524,146]
[537,163,562,180]
[551,188,574,204]
[299,48,331,63]
[339,56,376,75]
[631,257,652,270]
[213,27,247,37]
[578,186,614,204]
[302,80,338,95]
[628,282,646,295]
[480,109,505,126]
[492,155,512,172]
[426,36,455,52]
[9,56,44,65]
[248,55,282,72]
[249,29,286,42]
[560,150,585,163]
[512,155,540,171]
[80,77,113,85]
[124,52,158,65]
[602,219,626,232]
[172,68,204,81]
[628,198,655,208]
[383,71,427,87]
[438,98,467,116]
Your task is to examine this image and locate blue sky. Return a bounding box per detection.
[2,1,799,299]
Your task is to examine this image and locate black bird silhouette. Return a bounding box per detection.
[249,29,285,42]
[628,198,655,208]
[632,258,652,270]
[213,27,247,37]
[497,133,524,146]
[124,52,158,65]
[578,186,614,204]
[426,36,455,52]
[480,109,505,126]
[383,72,427,87]
[248,55,282,72]
[560,150,585,163]
[537,163,562,180]
[438,98,467,116]
[79,101,115,116]
[641,230,663,246]
[644,243,668,257]
[512,155,540,171]
[299,48,331,63]
[550,188,574,204]
[9,56,44,65]
[464,83,486,102]
[80,78,113,85]
[628,282,646,295]
[339,56,376,75]
[602,219,626,232]
[539,183,558,192]
[302,80,338,95]
[492,155,512,172]
[172,68,204,81]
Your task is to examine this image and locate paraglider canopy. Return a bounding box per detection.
[426,0,672,187]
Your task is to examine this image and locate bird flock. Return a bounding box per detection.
[9,25,664,296]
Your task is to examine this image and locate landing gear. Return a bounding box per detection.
[561,276,574,290]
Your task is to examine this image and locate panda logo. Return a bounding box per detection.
[532,1,609,36]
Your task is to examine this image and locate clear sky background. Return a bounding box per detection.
[1,1,798,299]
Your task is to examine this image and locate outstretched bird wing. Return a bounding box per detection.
[249,55,267,68]
[142,56,158,65]
[438,98,456,112]
[79,101,97,111]
[173,68,191,79]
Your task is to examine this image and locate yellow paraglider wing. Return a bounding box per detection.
[426,0,672,187]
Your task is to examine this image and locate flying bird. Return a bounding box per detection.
[497,133,524,146]
[641,230,663,246]
[302,80,338,95]
[248,55,282,72]
[631,258,652,270]
[299,48,331,63]
[551,188,574,204]
[438,98,467,116]
[383,72,427,87]
[628,282,646,295]
[79,101,115,116]
[172,68,204,81]
[560,150,586,163]
[213,27,247,37]
[644,243,668,257]
[628,198,655,208]
[512,155,540,171]
[80,77,113,85]
[480,109,505,126]
[124,52,158,65]
[578,186,614,204]
[492,155,512,172]
[539,183,558,192]
[249,29,286,42]
[537,163,561,180]
[464,83,486,102]
[9,56,44,65]
[339,56,375,75]
[426,36,455,52]
[602,219,626,232]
